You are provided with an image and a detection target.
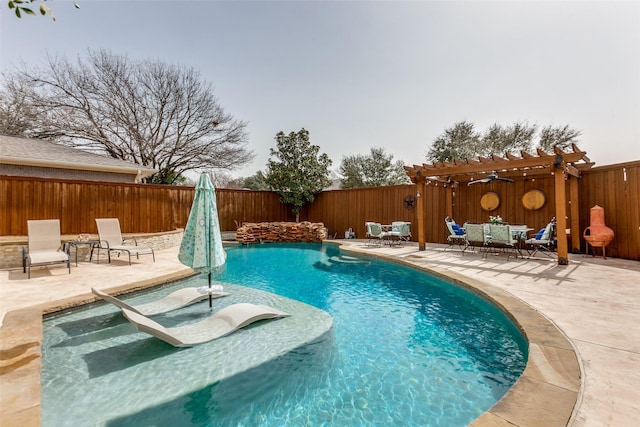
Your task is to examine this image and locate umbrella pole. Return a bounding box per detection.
[208,272,213,308]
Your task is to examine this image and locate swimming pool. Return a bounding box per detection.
[42,243,527,426]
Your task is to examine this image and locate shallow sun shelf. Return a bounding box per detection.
[121,303,290,347]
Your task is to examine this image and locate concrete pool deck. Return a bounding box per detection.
[1,241,639,426]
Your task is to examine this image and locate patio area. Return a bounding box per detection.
[1,240,638,426]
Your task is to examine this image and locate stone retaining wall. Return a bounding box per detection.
[0,229,184,269]
[236,222,327,244]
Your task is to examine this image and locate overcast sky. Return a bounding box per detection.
[2,0,639,178]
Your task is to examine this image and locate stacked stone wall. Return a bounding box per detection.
[236,222,327,245]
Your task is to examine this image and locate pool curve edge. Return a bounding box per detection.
[336,241,581,427]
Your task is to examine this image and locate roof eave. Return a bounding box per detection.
[0,157,157,179]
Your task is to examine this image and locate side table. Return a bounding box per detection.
[66,240,100,266]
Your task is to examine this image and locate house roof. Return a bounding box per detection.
[0,135,157,180]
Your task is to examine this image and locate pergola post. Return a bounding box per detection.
[569,176,581,252]
[554,159,570,265]
[416,177,426,251]
[445,185,453,219]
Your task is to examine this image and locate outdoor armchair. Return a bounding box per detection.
[463,223,488,254]
[526,218,557,259]
[22,219,70,279]
[487,224,521,259]
[95,218,155,265]
[392,221,412,241]
[444,217,468,252]
[365,222,384,246]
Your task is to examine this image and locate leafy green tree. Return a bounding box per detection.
[266,128,332,221]
[7,0,78,20]
[339,156,364,189]
[224,171,270,190]
[427,121,581,162]
[1,49,253,184]
[480,122,536,156]
[239,170,270,190]
[538,125,582,151]
[339,147,409,189]
[426,121,481,162]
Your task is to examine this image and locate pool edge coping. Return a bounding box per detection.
[0,269,196,425]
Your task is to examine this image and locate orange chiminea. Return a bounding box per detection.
[583,205,615,259]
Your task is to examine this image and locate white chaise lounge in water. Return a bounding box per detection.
[91,287,228,316]
[121,303,290,347]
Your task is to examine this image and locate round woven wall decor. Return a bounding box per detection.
[522,189,546,210]
[480,192,500,211]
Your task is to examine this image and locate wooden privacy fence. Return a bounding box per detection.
[308,161,638,260]
[0,176,293,235]
[1,161,638,260]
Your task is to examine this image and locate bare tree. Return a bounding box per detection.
[210,171,236,189]
[3,49,253,184]
[0,76,40,137]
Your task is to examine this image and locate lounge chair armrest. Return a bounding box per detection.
[123,237,139,246]
[99,240,111,249]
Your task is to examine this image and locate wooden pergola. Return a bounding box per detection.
[404,144,593,264]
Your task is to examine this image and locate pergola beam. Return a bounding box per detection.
[404,146,590,179]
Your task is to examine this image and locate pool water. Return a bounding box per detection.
[42,243,527,426]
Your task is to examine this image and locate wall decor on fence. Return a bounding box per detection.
[480,192,500,211]
[522,189,546,210]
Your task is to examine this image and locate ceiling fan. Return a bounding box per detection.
[467,172,514,186]
[427,176,457,187]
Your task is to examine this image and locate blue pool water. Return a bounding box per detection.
[42,243,527,426]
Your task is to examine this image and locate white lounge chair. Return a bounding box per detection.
[91,287,228,316]
[22,219,70,278]
[95,218,155,265]
[121,303,290,347]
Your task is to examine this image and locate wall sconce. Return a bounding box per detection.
[416,191,421,198]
